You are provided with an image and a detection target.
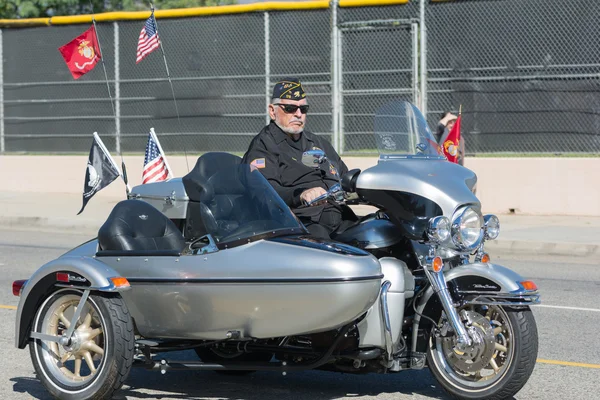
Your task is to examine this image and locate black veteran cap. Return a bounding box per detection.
[272,77,307,100]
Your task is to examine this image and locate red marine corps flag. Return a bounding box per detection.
[58,25,101,79]
[442,111,462,164]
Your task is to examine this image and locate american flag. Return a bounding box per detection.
[142,132,170,184]
[136,13,160,64]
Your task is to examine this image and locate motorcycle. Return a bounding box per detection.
[13,100,539,400]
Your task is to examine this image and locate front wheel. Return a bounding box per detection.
[427,305,538,400]
[29,289,135,400]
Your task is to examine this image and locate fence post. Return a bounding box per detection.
[411,22,419,104]
[331,0,341,153]
[0,29,4,154]
[265,11,270,126]
[114,22,121,154]
[419,0,427,117]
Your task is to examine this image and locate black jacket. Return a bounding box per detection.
[242,121,348,221]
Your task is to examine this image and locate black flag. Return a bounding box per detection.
[78,133,120,215]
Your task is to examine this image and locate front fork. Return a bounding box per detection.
[423,255,472,350]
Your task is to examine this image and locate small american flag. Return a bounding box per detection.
[136,12,160,64]
[142,132,170,184]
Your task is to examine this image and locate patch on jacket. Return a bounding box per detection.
[250,158,266,169]
[329,163,338,176]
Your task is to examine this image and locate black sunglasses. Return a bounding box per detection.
[276,104,310,114]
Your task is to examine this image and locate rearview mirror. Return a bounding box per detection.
[301,149,327,168]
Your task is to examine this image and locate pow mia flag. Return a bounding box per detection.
[78,132,120,215]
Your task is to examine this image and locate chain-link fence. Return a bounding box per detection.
[426,0,600,154]
[1,0,599,156]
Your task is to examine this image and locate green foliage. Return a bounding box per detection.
[0,0,237,19]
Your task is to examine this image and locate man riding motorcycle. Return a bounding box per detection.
[242,77,357,239]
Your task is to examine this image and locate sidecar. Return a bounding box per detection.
[13,153,383,399]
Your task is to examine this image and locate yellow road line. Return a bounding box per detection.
[537,358,600,369]
[0,305,17,310]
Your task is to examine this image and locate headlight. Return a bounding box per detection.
[451,206,483,251]
[427,216,450,243]
[484,214,500,240]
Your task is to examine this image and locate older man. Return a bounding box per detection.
[242,77,356,239]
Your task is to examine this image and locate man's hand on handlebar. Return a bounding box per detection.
[300,187,327,206]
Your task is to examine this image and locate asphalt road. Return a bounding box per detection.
[1,228,599,400]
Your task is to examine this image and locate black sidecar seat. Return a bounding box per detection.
[181,152,242,239]
[97,199,186,256]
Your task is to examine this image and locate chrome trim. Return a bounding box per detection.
[379,154,446,161]
[451,206,484,251]
[458,290,541,307]
[463,297,540,307]
[427,216,450,244]
[129,192,182,203]
[483,214,500,240]
[54,281,131,292]
[379,281,394,362]
[423,263,472,349]
[190,234,219,255]
[30,332,62,343]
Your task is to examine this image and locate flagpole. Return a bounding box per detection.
[88,1,130,195]
[150,4,190,173]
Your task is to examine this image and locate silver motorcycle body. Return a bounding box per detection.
[13,101,540,400]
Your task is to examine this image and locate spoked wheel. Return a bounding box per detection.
[29,289,134,400]
[427,304,538,400]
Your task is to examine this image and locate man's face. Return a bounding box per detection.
[446,119,456,131]
[269,99,308,136]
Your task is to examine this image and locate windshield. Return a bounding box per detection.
[374,101,445,158]
[196,164,306,245]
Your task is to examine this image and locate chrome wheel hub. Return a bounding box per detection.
[442,311,496,373]
[432,304,515,387]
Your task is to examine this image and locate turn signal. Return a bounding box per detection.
[480,253,491,263]
[110,277,130,288]
[520,280,538,291]
[432,256,444,273]
[12,280,27,297]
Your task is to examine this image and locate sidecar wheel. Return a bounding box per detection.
[427,306,538,400]
[29,289,134,400]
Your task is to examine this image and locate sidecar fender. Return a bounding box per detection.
[411,262,540,353]
[15,256,129,349]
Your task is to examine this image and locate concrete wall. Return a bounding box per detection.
[1,155,598,216]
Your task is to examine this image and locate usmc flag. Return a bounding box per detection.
[442,115,462,164]
[58,25,101,79]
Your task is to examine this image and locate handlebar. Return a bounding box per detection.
[304,183,344,207]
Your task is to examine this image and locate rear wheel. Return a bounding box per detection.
[427,305,538,400]
[29,289,134,400]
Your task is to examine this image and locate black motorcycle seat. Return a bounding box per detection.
[97,199,186,254]
[181,152,245,240]
[182,152,242,202]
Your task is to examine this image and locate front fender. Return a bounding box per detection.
[411,262,540,352]
[446,262,526,292]
[15,256,128,349]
